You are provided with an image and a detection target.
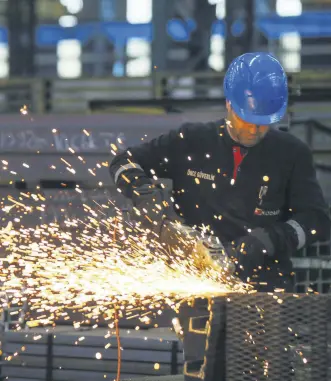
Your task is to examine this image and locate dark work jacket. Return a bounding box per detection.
[109,119,330,291]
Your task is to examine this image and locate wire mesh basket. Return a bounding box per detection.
[177,293,331,381]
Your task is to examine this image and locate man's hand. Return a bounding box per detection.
[227,227,275,275]
[131,184,181,234]
[228,223,300,276]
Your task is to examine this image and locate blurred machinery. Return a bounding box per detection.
[1,0,331,78]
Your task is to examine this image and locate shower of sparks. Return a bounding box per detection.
[0,125,251,333]
[0,199,249,328]
[0,113,318,381]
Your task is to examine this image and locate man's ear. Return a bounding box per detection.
[226,100,231,112]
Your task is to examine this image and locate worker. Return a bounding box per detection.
[109,52,330,292]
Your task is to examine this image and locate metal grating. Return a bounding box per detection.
[178,293,331,381]
[292,240,331,294]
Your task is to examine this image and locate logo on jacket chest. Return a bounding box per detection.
[254,208,280,216]
[187,169,215,182]
[254,184,280,216]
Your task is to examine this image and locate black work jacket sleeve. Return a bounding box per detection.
[285,142,330,248]
[109,123,195,198]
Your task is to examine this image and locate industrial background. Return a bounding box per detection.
[0,1,330,381]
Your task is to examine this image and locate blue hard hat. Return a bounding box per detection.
[223,52,288,125]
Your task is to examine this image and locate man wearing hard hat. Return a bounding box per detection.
[110,52,330,292]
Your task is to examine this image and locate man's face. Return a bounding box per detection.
[226,101,270,147]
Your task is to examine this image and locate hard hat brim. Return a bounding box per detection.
[230,97,288,125]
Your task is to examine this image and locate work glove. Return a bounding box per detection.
[227,228,269,276]
[227,224,298,276]
[131,183,181,235]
